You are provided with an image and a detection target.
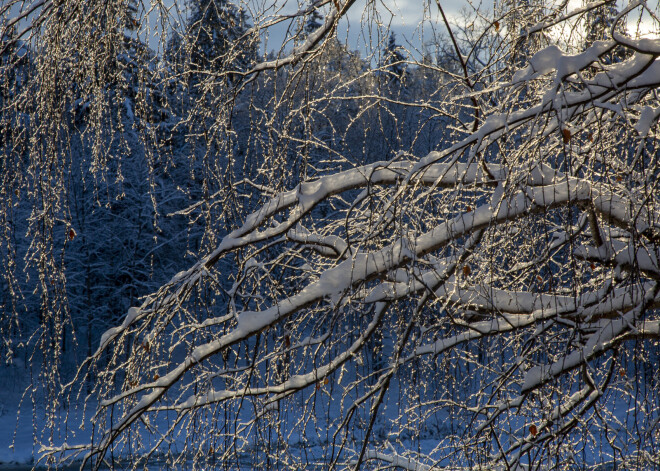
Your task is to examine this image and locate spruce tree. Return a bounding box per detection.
[304,9,324,35]
[584,0,628,64]
[381,32,407,85]
[171,0,257,85]
[497,0,547,72]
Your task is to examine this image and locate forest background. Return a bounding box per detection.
[1,0,660,469]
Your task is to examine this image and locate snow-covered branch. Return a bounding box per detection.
[3,0,659,469]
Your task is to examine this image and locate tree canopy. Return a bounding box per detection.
[1,0,660,469]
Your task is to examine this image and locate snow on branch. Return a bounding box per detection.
[16,1,658,469]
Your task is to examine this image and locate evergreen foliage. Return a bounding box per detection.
[168,0,257,86]
[381,32,407,84]
[304,8,324,35]
[584,0,630,64]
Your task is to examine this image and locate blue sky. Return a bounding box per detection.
[139,0,471,56]
[8,0,658,60]
[139,0,657,60]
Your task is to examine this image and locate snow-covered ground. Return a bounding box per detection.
[0,359,92,468]
[0,356,655,470]
[0,390,90,466]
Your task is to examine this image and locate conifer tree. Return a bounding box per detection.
[497,0,547,71]
[169,0,257,86]
[381,32,407,84]
[304,8,324,35]
[584,0,629,64]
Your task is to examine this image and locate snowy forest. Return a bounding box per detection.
[1,0,660,469]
